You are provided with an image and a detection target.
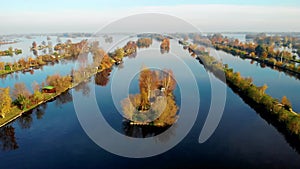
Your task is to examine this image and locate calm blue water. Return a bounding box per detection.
[0,38,300,169]
[210,48,300,112]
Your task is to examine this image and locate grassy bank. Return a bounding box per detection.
[214,44,300,78]
[196,52,300,137]
[0,93,56,127]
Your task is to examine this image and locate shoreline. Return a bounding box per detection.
[0,68,104,128]
[196,53,300,138]
[214,44,300,78]
[180,40,300,138]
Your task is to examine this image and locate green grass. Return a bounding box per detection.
[0,106,23,127]
[0,93,57,127]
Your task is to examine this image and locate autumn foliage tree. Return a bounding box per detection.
[139,67,153,111]
[137,38,152,48]
[0,87,12,118]
[160,38,170,51]
[122,66,178,126]
[100,55,113,70]
[12,83,31,99]
[123,41,137,56]
[161,69,176,95]
[281,96,292,109]
[46,74,72,93]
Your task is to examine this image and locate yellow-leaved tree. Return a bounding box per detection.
[0,87,12,118]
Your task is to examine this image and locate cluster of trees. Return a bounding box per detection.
[187,44,209,57]
[211,34,297,62]
[137,38,152,48]
[0,56,47,75]
[192,46,300,137]
[139,67,176,110]
[160,38,170,53]
[0,60,100,119]
[122,67,178,127]
[31,41,51,51]
[123,41,137,57]
[0,40,89,76]
[250,33,298,48]
[0,47,22,56]
[92,40,137,70]
[212,35,300,76]
[0,82,42,117]
[53,39,89,59]
[0,72,74,118]
[215,44,300,74]
[46,74,72,93]
[225,68,300,135]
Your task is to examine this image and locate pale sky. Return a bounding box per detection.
[1,0,300,34]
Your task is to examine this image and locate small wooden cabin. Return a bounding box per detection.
[42,86,56,93]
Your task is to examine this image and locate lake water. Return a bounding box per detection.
[210,48,300,112]
[0,36,300,169]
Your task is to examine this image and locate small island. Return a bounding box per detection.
[121,66,178,127]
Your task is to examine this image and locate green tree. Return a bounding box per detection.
[262,51,268,59]
[33,91,43,104]
[255,45,266,56]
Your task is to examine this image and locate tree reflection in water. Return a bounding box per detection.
[122,121,169,138]
[122,121,177,142]
[160,48,170,54]
[55,91,73,107]
[95,68,111,87]
[34,104,47,120]
[127,52,137,59]
[33,49,38,56]
[0,125,18,151]
[17,111,33,129]
[74,80,91,97]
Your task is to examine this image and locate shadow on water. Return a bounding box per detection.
[122,121,170,138]
[122,121,177,143]
[17,111,34,129]
[228,50,300,81]
[0,125,18,151]
[195,52,300,155]
[74,80,91,97]
[0,90,76,152]
[55,91,73,107]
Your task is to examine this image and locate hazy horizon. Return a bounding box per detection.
[1,0,300,34]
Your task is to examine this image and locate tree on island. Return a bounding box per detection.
[137,38,152,48]
[122,66,178,126]
[160,38,170,53]
[32,41,37,49]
